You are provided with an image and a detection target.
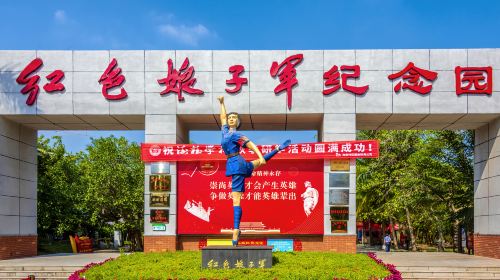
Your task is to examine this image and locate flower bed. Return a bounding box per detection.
[68,257,114,280]
[367,252,402,280]
[73,252,394,280]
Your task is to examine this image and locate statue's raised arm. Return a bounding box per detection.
[217,96,227,126]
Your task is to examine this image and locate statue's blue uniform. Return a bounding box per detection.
[221,124,254,192]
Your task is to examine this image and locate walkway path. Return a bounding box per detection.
[377,252,500,279]
[0,252,120,280]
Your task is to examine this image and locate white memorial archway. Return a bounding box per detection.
[0,49,498,259]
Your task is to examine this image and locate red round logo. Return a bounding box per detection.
[149,145,162,157]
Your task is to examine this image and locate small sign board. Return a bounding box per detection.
[331,221,348,233]
[150,209,169,223]
[151,162,170,174]
[152,223,166,231]
[330,159,350,171]
[150,192,170,207]
[149,175,171,192]
[267,239,294,252]
[329,189,349,205]
[330,206,349,220]
[329,173,350,188]
[207,239,232,246]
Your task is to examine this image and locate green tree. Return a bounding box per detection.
[357,130,421,248]
[80,136,144,250]
[357,130,473,251]
[405,130,473,251]
[37,136,88,237]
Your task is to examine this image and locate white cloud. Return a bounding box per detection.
[158,23,215,46]
[54,10,67,23]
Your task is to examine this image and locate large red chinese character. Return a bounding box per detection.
[270,54,303,109]
[98,58,127,100]
[323,65,341,94]
[16,58,42,105]
[157,58,204,101]
[455,66,492,95]
[16,58,66,106]
[43,70,65,92]
[388,62,438,95]
[225,65,248,94]
[323,65,369,95]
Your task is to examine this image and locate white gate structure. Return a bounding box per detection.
[0,49,498,259]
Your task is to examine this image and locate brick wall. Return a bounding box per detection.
[143,235,177,252]
[0,236,37,260]
[474,234,500,259]
[299,235,356,253]
[176,235,356,253]
[177,235,204,251]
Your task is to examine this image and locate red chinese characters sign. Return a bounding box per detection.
[14,54,494,108]
[270,54,303,109]
[16,58,65,105]
[157,58,204,101]
[323,65,369,95]
[455,66,493,95]
[388,62,438,95]
[177,159,324,234]
[141,140,379,162]
[98,58,127,100]
[225,65,248,93]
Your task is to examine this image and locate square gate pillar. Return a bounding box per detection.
[318,113,357,253]
[143,114,188,252]
[0,117,38,260]
[474,117,500,259]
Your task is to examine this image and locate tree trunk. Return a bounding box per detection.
[437,226,445,252]
[452,224,457,253]
[390,217,399,249]
[368,218,373,246]
[430,210,445,252]
[454,220,463,253]
[405,207,417,251]
[381,222,386,246]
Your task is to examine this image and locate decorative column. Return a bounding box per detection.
[474,117,500,259]
[143,114,187,252]
[319,113,357,253]
[0,117,38,259]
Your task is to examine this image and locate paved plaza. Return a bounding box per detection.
[0,252,120,268]
[378,252,500,267]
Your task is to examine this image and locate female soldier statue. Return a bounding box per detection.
[217,96,290,246]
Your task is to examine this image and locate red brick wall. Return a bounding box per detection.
[474,234,500,259]
[176,235,356,253]
[177,235,204,251]
[0,235,37,260]
[299,235,356,253]
[143,235,177,252]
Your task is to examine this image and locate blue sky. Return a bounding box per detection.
[2,0,499,152]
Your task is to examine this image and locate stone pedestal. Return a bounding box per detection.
[201,246,273,269]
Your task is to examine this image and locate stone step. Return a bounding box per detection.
[403,276,500,280]
[397,266,500,272]
[0,271,72,277]
[402,271,500,279]
[0,266,81,271]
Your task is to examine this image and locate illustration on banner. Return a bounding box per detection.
[180,161,220,177]
[184,200,214,222]
[300,181,319,216]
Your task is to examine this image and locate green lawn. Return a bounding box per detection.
[82,251,390,280]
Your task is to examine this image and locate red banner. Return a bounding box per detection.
[177,160,324,235]
[142,140,379,162]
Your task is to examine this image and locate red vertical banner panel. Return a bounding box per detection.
[177,160,324,235]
